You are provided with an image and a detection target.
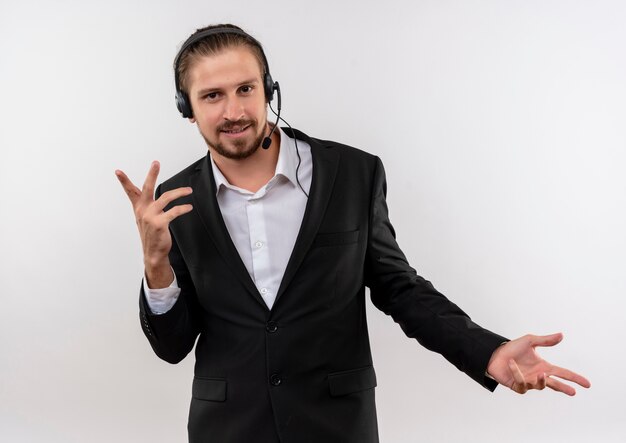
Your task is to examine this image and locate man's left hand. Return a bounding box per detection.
[487,333,591,396]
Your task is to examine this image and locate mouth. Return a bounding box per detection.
[221,124,251,137]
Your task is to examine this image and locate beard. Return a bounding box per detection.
[199,118,267,160]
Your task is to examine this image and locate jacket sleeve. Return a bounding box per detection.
[138,184,201,364]
[364,157,507,391]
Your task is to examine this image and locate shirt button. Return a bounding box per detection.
[254,241,263,248]
[266,321,278,333]
[260,288,269,294]
[270,373,282,386]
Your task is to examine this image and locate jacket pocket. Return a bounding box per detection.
[313,229,360,248]
[328,366,377,397]
[192,377,227,402]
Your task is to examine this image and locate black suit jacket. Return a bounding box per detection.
[138,128,507,443]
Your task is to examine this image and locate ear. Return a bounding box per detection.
[188,117,196,123]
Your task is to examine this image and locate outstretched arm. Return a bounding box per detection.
[487,332,591,396]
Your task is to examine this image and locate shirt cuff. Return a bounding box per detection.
[142,268,181,315]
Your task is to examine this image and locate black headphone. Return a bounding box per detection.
[173,27,277,119]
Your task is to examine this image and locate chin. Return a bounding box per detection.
[199,120,268,159]
[221,144,259,160]
[204,132,265,160]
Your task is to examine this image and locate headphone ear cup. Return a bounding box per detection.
[264,72,276,103]
[176,91,193,119]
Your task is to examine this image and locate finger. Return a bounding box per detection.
[546,376,576,396]
[529,332,563,348]
[115,170,141,205]
[535,372,546,390]
[141,161,160,203]
[508,359,527,394]
[163,204,194,223]
[548,365,591,389]
[522,372,547,391]
[153,187,194,213]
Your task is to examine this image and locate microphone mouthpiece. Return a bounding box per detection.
[262,137,272,149]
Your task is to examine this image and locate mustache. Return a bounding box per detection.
[218,119,255,132]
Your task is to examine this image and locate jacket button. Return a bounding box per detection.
[266,321,278,333]
[270,373,282,386]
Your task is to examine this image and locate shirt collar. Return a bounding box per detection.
[209,127,300,195]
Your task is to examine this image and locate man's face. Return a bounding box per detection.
[187,46,268,160]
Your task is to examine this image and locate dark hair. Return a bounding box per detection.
[175,24,267,94]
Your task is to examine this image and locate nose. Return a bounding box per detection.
[222,94,245,121]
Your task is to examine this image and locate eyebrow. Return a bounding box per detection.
[196,78,259,97]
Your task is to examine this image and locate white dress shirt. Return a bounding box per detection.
[144,128,312,313]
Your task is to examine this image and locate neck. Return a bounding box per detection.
[211,125,281,193]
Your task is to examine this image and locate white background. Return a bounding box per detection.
[1,0,624,442]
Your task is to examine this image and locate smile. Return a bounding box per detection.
[221,125,251,136]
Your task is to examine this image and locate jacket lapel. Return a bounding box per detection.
[275,128,340,304]
[189,156,269,311]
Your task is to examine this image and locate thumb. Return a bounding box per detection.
[530,332,563,348]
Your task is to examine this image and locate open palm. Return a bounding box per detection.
[487,333,591,396]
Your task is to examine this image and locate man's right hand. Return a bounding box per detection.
[115,161,193,288]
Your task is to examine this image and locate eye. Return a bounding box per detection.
[239,85,253,94]
[203,92,220,101]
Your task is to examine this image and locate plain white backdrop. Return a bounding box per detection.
[1,0,624,441]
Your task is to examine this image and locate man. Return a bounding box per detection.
[116,24,590,443]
